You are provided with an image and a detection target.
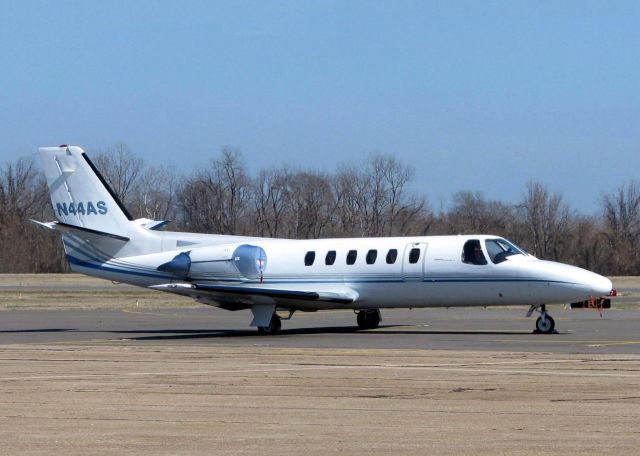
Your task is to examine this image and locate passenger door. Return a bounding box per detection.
[402,242,427,281]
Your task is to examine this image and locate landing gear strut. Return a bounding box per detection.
[356,309,381,330]
[527,304,556,334]
[257,313,281,335]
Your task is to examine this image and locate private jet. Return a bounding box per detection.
[34,146,613,334]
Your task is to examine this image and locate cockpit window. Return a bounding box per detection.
[462,239,487,265]
[485,238,526,264]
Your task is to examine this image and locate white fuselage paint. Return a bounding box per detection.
[65,230,613,311]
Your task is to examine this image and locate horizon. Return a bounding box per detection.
[12,142,631,217]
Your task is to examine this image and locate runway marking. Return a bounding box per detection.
[494,339,640,345]
[263,358,587,367]
[120,309,173,316]
[384,326,533,333]
[1,362,639,382]
[587,341,640,347]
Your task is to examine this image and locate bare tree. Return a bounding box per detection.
[252,168,292,237]
[444,191,515,236]
[332,154,426,237]
[0,158,65,272]
[287,171,335,239]
[332,166,366,236]
[373,155,419,235]
[516,181,570,260]
[178,177,216,232]
[566,215,605,272]
[601,181,640,274]
[129,165,181,222]
[178,147,251,234]
[93,142,144,211]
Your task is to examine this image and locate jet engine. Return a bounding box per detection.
[232,244,267,280]
[157,243,267,281]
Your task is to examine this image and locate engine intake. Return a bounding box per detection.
[233,244,267,280]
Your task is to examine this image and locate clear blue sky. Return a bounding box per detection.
[1,0,638,213]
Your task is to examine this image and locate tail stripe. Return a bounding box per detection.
[63,237,159,272]
[81,153,134,221]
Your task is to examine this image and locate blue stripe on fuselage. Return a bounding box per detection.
[66,255,576,286]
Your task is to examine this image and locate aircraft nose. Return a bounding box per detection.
[590,273,613,296]
[574,267,612,297]
[530,260,613,302]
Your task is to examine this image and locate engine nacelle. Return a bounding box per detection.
[232,244,267,280]
[157,243,267,281]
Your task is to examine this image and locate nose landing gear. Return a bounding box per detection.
[527,304,556,334]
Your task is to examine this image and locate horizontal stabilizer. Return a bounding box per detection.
[30,220,129,242]
[151,283,356,304]
[134,218,171,230]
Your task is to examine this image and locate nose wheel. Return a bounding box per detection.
[527,305,556,334]
[535,314,555,333]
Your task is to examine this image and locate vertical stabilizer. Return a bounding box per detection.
[39,145,132,236]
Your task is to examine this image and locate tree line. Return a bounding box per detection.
[1,143,639,275]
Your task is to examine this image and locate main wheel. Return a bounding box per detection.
[356,311,368,329]
[535,315,555,334]
[258,314,282,335]
[366,310,380,329]
[356,310,381,330]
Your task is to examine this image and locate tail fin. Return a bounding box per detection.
[39,145,133,235]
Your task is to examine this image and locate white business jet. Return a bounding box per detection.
[34,146,612,334]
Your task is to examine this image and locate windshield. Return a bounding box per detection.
[485,238,526,264]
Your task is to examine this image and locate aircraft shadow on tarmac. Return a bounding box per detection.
[107,325,537,341]
[0,326,545,341]
[0,328,76,333]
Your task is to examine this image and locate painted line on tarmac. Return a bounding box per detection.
[120,309,180,317]
[587,341,640,347]
[381,326,534,333]
[1,362,639,382]
[494,338,640,345]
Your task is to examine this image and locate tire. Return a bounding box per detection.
[535,315,555,334]
[357,310,380,330]
[258,314,281,335]
[546,315,555,332]
[357,311,368,329]
[366,310,380,329]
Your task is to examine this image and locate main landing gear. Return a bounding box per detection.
[256,309,295,335]
[527,304,556,334]
[356,309,381,330]
[257,313,281,335]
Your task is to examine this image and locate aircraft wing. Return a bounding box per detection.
[150,282,357,307]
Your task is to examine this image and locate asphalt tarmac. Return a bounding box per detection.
[1,306,639,354]
[1,276,639,454]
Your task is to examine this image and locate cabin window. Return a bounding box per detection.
[408,248,421,264]
[366,249,377,264]
[462,240,487,265]
[386,249,398,264]
[325,250,336,265]
[304,251,316,266]
[346,250,357,265]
